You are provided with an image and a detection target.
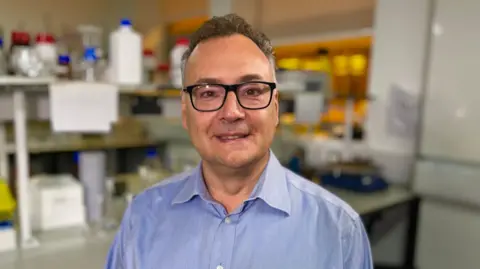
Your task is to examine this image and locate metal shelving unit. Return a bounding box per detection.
[0,77,182,250]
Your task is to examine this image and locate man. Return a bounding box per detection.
[106,14,373,269]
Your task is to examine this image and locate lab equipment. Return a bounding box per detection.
[320,161,388,193]
[78,151,106,232]
[109,18,142,85]
[138,148,168,185]
[143,49,157,84]
[287,147,306,175]
[57,54,72,79]
[9,31,45,77]
[82,47,96,82]
[0,38,7,75]
[29,174,86,231]
[0,224,16,253]
[34,33,57,75]
[8,31,31,74]
[77,25,102,50]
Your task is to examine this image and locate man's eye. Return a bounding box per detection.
[245,88,262,96]
[200,91,216,97]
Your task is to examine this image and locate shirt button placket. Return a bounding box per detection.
[210,215,237,269]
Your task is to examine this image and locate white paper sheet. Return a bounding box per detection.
[386,84,419,140]
[49,82,118,133]
[294,92,324,124]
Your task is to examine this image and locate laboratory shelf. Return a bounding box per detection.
[4,138,158,154]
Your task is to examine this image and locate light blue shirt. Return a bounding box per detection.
[106,152,373,269]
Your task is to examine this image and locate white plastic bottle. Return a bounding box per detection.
[109,18,142,85]
[170,38,189,88]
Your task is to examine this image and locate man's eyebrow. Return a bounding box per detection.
[236,74,264,83]
[193,74,264,85]
[194,77,223,84]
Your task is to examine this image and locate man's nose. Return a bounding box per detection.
[219,91,245,121]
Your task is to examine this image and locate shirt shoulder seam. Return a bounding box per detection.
[285,169,360,223]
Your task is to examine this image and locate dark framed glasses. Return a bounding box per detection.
[183,81,276,112]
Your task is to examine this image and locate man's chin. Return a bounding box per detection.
[217,150,256,169]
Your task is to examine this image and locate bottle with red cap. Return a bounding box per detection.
[142,49,157,84]
[8,31,31,75]
[170,37,189,88]
[156,63,170,85]
[34,33,57,75]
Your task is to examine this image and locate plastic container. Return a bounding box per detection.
[9,31,31,75]
[0,38,7,75]
[83,47,97,82]
[34,33,57,75]
[57,54,72,79]
[143,49,157,84]
[0,180,15,222]
[109,18,142,85]
[156,63,170,85]
[10,31,30,49]
[95,48,109,82]
[140,148,164,172]
[138,148,168,186]
[170,37,189,88]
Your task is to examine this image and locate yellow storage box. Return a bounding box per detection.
[0,180,15,222]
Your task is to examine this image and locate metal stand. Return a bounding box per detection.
[0,77,54,249]
[13,89,39,249]
[0,122,8,180]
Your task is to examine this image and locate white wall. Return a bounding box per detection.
[366,0,432,183]
[0,0,110,45]
[0,0,160,48]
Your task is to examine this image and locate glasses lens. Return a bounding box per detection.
[192,85,226,111]
[237,82,272,109]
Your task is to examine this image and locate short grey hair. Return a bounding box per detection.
[180,13,276,87]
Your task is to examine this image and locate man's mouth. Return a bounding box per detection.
[215,134,250,142]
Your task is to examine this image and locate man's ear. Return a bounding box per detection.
[181,92,188,130]
[273,90,280,126]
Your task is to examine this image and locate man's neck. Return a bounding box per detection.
[202,152,270,213]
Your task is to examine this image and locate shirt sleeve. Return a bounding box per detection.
[342,215,374,269]
[105,201,134,269]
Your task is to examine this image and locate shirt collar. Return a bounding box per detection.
[172,150,291,215]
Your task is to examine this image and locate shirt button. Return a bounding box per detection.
[224,217,231,224]
[216,265,224,269]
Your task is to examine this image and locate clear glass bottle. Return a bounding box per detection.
[137,148,168,188]
[82,47,96,82]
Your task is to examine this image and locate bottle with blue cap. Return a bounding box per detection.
[83,46,97,81]
[109,18,142,85]
[0,37,6,75]
[57,54,72,79]
[137,147,173,188]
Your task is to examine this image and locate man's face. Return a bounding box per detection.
[182,34,279,169]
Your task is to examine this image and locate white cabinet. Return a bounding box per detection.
[421,0,480,163]
[415,1,480,268]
